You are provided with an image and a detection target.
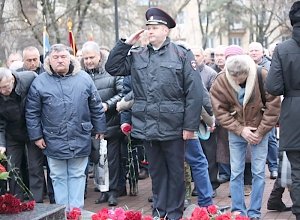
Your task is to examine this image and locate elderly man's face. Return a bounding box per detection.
[23,50,40,71]
[231,73,248,85]
[192,49,204,66]
[249,43,264,64]
[214,48,226,68]
[0,75,14,96]
[82,50,101,70]
[49,50,70,75]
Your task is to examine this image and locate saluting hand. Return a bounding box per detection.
[125,29,145,45]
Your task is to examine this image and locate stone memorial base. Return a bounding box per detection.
[0,203,95,220]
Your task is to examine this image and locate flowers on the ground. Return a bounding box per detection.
[67,208,82,220]
[0,193,35,214]
[186,205,250,220]
[68,205,249,220]
[91,207,152,220]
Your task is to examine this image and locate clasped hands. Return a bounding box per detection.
[241,126,262,145]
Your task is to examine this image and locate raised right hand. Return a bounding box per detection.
[125,29,145,45]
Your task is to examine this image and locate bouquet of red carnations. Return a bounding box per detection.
[0,193,35,214]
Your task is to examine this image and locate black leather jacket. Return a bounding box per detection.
[84,57,123,138]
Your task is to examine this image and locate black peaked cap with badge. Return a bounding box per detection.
[289,1,300,26]
[145,7,176,29]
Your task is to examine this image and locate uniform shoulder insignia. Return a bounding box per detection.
[174,41,190,51]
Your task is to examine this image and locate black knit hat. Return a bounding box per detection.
[289,1,300,26]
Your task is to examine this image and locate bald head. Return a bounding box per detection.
[6,52,22,68]
[191,47,204,66]
[22,46,41,71]
[214,45,227,69]
[248,42,264,64]
[0,67,15,96]
[82,41,102,70]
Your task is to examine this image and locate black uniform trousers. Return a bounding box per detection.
[286,151,300,219]
[107,136,122,195]
[144,139,185,220]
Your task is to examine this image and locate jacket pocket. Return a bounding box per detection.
[131,102,146,131]
[159,102,184,131]
[159,62,182,83]
[81,122,93,133]
[43,126,60,137]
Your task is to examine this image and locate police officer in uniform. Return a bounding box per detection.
[105,7,203,220]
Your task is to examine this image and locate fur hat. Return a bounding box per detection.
[289,1,300,26]
[224,45,244,59]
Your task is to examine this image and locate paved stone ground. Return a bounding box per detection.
[83,165,295,220]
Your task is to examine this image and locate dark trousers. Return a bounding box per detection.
[200,132,220,190]
[286,151,300,218]
[268,177,286,204]
[6,143,27,200]
[107,136,122,192]
[145,139,185,220]
[27,142,45,202]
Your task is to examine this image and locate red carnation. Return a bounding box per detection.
[0,164,6,172]
[207,205,218,215]
[215,213,232,220]
[142,215,153,220]
[191,207,209,220]
[125,210,142,220]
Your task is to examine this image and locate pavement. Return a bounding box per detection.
[83,166,296,220]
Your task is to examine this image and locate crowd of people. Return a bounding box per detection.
[1,1,300,220]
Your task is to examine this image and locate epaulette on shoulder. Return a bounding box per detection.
[174,41,190,51]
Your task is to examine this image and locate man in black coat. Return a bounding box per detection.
[0,67,45,202]
[266,2,300,219]
[81,41,123,206]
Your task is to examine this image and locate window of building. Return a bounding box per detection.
[229,37,241,46]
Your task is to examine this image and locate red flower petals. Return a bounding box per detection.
[0,193,35,214]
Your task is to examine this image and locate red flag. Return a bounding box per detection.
[67,19,77,56]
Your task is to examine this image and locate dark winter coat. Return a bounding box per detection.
[105,38,204,141]
[0,71,37,146]
[82,52,123,138]
[266,24,300,151]
[25,56,107,159]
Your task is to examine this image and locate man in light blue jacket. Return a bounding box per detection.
[26,44,106,211]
